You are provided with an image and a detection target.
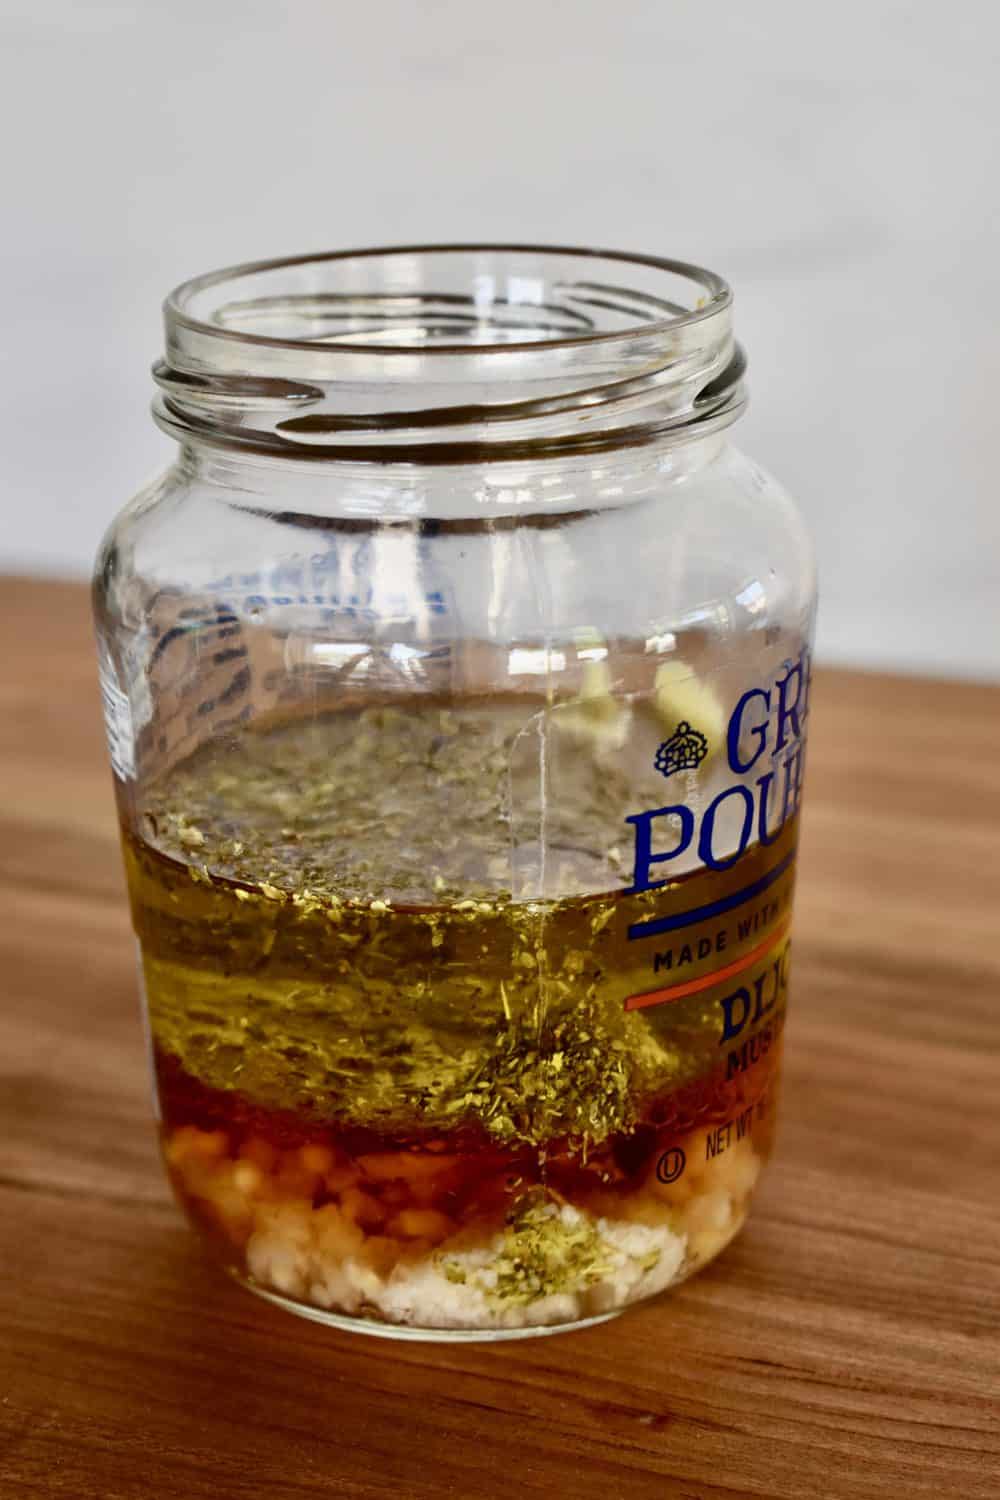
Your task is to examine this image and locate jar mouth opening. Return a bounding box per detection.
[165,243,731,358]
[156,243,743,462]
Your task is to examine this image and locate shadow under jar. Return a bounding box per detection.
[94,244,816,1340]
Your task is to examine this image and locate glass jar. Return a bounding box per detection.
[94,245,815,1340]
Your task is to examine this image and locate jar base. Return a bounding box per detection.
[228,1268,623,1343]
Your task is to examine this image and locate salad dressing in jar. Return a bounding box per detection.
[94,245,815,1338]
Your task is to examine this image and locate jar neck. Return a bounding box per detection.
[177,428,730,521]
[154,246,746,467]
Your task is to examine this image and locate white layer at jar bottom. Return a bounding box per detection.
[247,1200,692,1331]
[233,1219,746,1342]
[169,1127,760,1335]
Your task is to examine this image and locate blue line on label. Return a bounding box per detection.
[627,846,798,942]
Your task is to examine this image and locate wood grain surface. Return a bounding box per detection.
[1,577,998,1500]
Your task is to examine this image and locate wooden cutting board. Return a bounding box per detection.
[1,578,997,1499]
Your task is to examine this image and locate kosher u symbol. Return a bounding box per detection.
[655,1146,687,1184]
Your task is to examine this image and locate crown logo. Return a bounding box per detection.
[654,721,709,778]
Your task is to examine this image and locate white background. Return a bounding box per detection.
[2,1,997,677]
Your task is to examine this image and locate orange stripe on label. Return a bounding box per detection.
[624,916,792,1012]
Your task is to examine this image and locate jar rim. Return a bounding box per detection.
[155,243,744,462]
[164,242,732,359]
